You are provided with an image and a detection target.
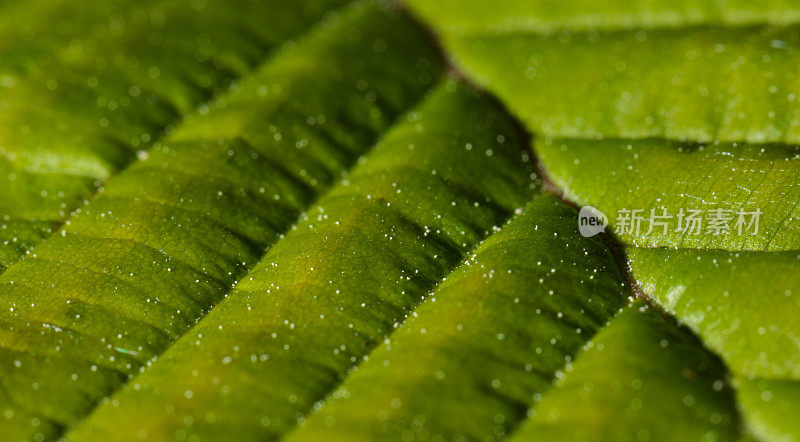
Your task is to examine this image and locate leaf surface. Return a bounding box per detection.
[529,131,800,439]
[0,3,442,439]
[0,1,796,440]
[283,193,628,441]
[68,80,538,441]
[408,4,800,438]
[511,301,740,442]
[407,0,800,34]
[0,0,347,271]
[406,0,800,144]
[629,248,800,440]
[535,137,800,251]
[736,377,800,441]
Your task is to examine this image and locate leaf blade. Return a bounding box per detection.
[0,0,349,271]
[406,0,800,144]
[0,3,443,438]
[510,301,740,442]
[534,137,800,251]
[68,80,538,441]
[284,193,628,441]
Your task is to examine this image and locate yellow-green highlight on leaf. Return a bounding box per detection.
[67,80,539,442]
[534,137,800,251]
[736,377,800,442]
[0,0,348,271]
[403,1,800,144]
[284,193,628,442]
[406,0,800,34]
[511,301,740,442]
[0,2,442,439]
[628,247,800,441]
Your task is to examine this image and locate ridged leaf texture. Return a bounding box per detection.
[0,0,797,441]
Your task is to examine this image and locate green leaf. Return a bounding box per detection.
[629,248,800,379]
[528,132,800,439]
[410,4,800,437]
[534,137,800,251]
[628,247,800,440]
[511,301,740,442]
[736,377,800,441]
[0,0,348,271]
[406,0,800,144]
[282,193,628,441]
[279,196,738,442]
[406,0,800,34]
[2,1,798,440]
[0,3,442,439]
[67,80,538,441]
